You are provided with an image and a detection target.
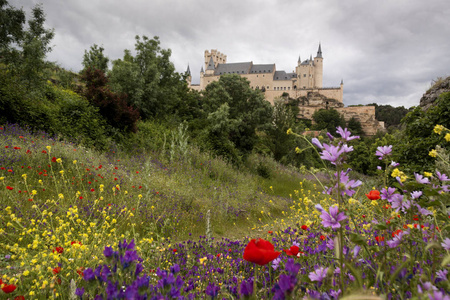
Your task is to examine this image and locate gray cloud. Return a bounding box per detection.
[10,0,450,108]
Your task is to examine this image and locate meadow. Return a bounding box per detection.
[0,123,449,299]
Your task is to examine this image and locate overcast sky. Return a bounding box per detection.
[10,0,450,108]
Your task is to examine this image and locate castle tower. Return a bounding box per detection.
[313,43,323,88]
[185,64,192,84]
[205,56,215,76]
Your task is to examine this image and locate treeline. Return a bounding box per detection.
[1,1,448,175]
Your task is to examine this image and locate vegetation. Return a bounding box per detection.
[1,1,449,299]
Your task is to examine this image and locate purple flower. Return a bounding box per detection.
[336,126,359,141]
[435,269,448,283]
[352,245,361,258]
[239,278,253,297]
[271,257,281,270]
[285,258,301,276]
[103,246,114,258]
[315,204,324,212]
[83,268,95,281]
[205,282,220,298]
[441,238,450,251]
[375,145,392,160]
[389,194,410,213]
[320,206,347,229]
[390,161,400,167]
[428,290,450,300]
[75,287,85,298]
[436,171,450,181]
[415,204,432,216]
[415,173,430,184]
[312,138,324,149]
[411,191,423,199]
[380,187,396,201]
[309,266,329,282]
[337,171,362,197]
[387,231,407,248]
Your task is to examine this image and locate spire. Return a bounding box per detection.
[310,54,312,61]
[316,43,322,58]
[200,66,204,73]
[206,56,215,70]
[298,55,301,63]
[340,79,344,85]
[186,64,191,76]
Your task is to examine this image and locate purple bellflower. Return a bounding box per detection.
[375,145,392,160]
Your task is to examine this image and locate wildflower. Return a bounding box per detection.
[435,269,448,282]
[301,225,308,230]
[433,124,444,134]
[311,138,324,149]
[320,205,347,229]
[309,266,328,283]
[53,247,64,254]
[441,238,450,251]
[205,283,220,298]
[445,133,450,142]
[243,238,281,266]
[410,191,423,199]
[415,173,430,184]
[52,157,57,163]
[56,158,62,163]
[239,278,253,297]
[75,287,85,298]
[286,128,293,135]
[365,190,380,200]
[336,126,359,141]
[283,245,301,257]
[6,186,13,190]
[429,149,437,157]
[424,172,433,177]
[380,187,396,201]
[375,145,392,159]
[436,171,450,182]
[1,283,17,293]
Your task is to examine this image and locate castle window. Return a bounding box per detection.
[303,74,306,77]
[267,86,269,89]
[284,87,286,90]
[263,75,264,77]
[288,87,290,90]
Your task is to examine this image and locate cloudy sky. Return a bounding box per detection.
[10,0,450,108]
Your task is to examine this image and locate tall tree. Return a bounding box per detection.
[0,0,25,60]
[82,44,109,73]
[312,108,346,134]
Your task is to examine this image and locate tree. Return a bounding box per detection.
[312,109,346,134]
[347,117,364,136]
[0,0,25,59]
[82,44,109,73]
[201,75,273,156]
[81,67,140,133]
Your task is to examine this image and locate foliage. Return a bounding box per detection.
[81,44,109,73]
[347,117,363,136]
[312,108,346,134]
[368,102,410,130]
[395,92,450,172]
[81,67,140,133]
[200,75,273,160]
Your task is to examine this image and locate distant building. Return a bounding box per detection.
[187,45,384,135]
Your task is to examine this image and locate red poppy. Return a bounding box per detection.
[172,249,177,253]
[6,186,13,190]
[301,225,308,230]
[42,150,47,153]
[375,236,385,242]
[1,283,17,293]
[243,238,280,266]
[51,157,57,163]
[77,267,85,276]
[320,235,326,240]
[268,231,273,234]
[365,190,380,200]
[71,241,82,246]
[53,247,64,254]
[362,214,366,218]
[52,266,61,274]
[15,296,25,300]
[392,229,403,237]
[283,245,301,257]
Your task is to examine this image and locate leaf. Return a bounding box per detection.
[349,233,366,246]
[373,224,388,231]
[442,254,450,267]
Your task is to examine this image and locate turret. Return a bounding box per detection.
[185,64,192,83]
[205,56,215,75]
[313,43,323,88]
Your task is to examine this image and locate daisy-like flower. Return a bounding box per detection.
[320,206,347,229]
[375,145,393,160]
[309,266,329,282]
[441,237,450,251]
[415,173,430,184]
[336,126,359,141]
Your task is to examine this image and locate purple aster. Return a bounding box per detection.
[436,171,450,181]
[309,266,329,282]
[441,238,450,251]
[375,145,392,160]
[411,191,423,199]
[103,246,114,258]
[336,126,359,141]
[205,282,220,298]
[320,144,345,164]
[415,173,430,184]
[320,206,347,229]
[337,171,362,197]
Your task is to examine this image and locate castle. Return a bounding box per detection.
[187,45,384,135]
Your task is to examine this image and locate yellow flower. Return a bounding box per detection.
[22,174,27,179]
[56,158,62,163]
[295,147,301,154]
[433,124,444,134]
[73,160,77,164]
[286,128,293,135]
[429,149,437,158]
[58,194,64,199]
[445,133,450,142]
[0,177,4,181]
[59,170,64,175]
[199,257,207,264]
[424,172,432,177]
[32,190,37,195]
[46,145,51,151]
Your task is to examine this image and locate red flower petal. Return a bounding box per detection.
[243,238,280,266]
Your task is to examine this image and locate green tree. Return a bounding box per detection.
[201,75,273,156]
[312,108,346,134]
[0,0,25,60]
[82,44,109,73]
[347,117,364,136]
